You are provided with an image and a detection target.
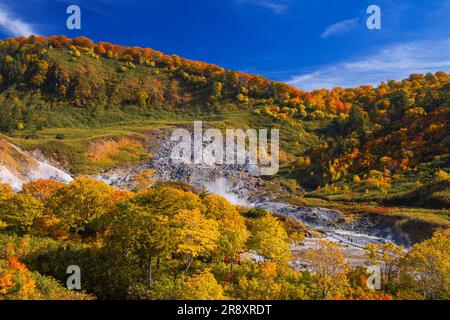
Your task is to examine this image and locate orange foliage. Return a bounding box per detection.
[8,256,27,271]
[21,179,64,201]
[85,138,142,162]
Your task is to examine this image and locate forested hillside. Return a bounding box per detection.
[0,35,448,207]
[1,178,448,300]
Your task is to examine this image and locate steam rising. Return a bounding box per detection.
[204,177,250,206]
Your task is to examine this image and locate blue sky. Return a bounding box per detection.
[0,0,449,91]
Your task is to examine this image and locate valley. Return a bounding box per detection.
[0,35,448,300]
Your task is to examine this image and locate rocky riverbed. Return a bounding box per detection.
[95,132,276,200]
[94,132,407,266]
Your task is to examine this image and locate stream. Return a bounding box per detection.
[255,201,391,266]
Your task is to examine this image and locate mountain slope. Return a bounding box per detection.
[0,35,448,208]
[0,138,72,190]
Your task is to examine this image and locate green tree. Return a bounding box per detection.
[47,178,116,233]
[0,193,43,234]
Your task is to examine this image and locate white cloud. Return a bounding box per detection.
[0,5,37,37]
[235,0,288,14]
[321,18,359,39]
[287,38,450,91]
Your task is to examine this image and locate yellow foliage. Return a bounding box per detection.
[303,241,349,299]
[179,270,226,300]
[203,195,249,261]
[400,229,450,300]
[295,157,311,169]
[365,242,404,291]
[248,215,291,262]
[435,170,450,182]
[364,170,391,190]
[172,209,219,259]
[47,178,116,232]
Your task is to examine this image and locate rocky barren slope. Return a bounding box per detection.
[0,139,72,190]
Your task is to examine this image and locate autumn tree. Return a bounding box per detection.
[0,193,44,234]
[107,187,213,289]
[132,187,205,217]
[0,183,14,228]
[235,261,282,300]
[47,178,116,233]
[0,257,93,300]
[179,270,226,300]
[302,241,349,299]
[172,209,219,271]
[247,215,291,262]
[203,195,249,266]
[21,179,64,202]
[399,229,450,300]
[0,257,38,299]
[365,242,404,292]
[30,59,49,87]
[0,183,13,202]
